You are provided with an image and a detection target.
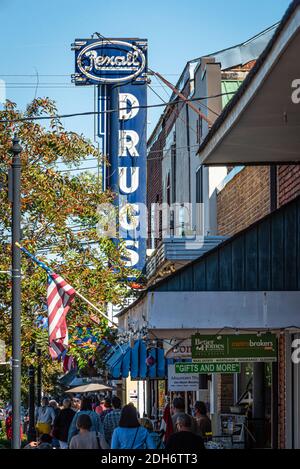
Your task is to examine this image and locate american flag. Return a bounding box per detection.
[47,273,76,359]
[63,354,76,373]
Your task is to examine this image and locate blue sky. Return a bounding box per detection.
[0,0,291,143]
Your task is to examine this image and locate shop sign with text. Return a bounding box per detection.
[175,362,241,374]
[191,333,277,362]
[167,364,199,392]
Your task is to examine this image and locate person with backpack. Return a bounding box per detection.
[140,417,164,449]
[111,405,156,449]
[69,414,108,449]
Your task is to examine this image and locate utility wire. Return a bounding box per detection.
[0,73,181,77]
[147,83,197,137]
[0,92,236,124]
[154,74,220,118]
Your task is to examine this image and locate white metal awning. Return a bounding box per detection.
[118,290,300,333]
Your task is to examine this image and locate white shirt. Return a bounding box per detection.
[35,405,56,425]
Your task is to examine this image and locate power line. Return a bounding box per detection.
[57,166,99,173]
[147,83,197,137]
[0,82,175,87]
[0,92,236,124]
[153,73,220,118]
[0,73,181,77]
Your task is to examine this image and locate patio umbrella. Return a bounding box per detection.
[65,383,112,394]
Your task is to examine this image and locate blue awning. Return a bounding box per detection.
[106,339,167,380]
[106,343,131,379]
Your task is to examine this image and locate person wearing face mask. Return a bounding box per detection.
[193,401,212,438]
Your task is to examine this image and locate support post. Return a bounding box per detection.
[27,364,36,442]
[37,348,42,405]
[253,362,265,448]
[11,135,22,449]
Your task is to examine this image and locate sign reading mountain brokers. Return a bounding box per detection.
[191,333,277,363]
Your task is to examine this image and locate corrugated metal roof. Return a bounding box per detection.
[198,0,300,157]
[147,22,279,147]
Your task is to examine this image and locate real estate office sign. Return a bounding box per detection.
[191,333,277,363]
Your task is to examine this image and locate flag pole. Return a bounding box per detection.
[15,242,119,328]
[73,290,118,328]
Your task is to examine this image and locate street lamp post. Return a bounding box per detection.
[27,364,36,442]
[11,135,22,449]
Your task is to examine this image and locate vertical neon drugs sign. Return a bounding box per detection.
[73,38,147,272]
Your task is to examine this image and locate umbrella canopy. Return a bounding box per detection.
[65,383,112,394]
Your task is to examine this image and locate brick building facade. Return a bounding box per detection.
[217,166,271,236]
[278,165,300,208]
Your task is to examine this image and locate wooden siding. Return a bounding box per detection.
[154,196,300,292]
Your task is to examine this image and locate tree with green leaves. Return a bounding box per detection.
[0,98,137,402]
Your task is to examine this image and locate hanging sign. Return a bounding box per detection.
[175,362,241,374]
[167,364,199,391]
[73,38,147,85]
[191,333,277,363]
[72,38,148,272]
[166,338,192,359]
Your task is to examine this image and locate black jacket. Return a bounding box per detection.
[165,431,205,452]
[53,408,76,442]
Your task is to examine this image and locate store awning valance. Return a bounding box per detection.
[105,339,166,380]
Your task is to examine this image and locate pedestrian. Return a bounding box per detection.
[128,401,140,418]
[160,396,173,444]
[140,417,164,449]
[49,399,60,448]
[165,414,205,452]
[111,404,156,449]
[95,399,104,415]
[52,398,76,449]
[68,396,103,444]
[99,397,113,424]
[103,396,122,447]
[49,400,60,417]
[24,433,53,449]
[71,397,81,412]
[35,397,56,437]
[5,409,23,442]
[193,401,212,438]
[171,397,195,433]
[69,414,108,449]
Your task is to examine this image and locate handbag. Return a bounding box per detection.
[96,433,102,449]
[130,427,140,449]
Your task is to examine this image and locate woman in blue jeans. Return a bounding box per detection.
[111,405,156,449]
[68,396,103,445]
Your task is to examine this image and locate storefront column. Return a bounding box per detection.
[253,362,265,447]
[271,358,279,448]
[146,380,152,417]
[210,374,219,434]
